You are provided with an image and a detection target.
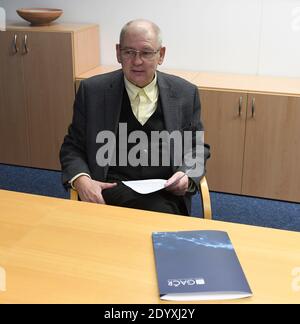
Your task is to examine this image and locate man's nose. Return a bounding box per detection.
[132,53,143,64]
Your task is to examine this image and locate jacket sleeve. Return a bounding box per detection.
[177,85,210,191]
[60,81,91,187]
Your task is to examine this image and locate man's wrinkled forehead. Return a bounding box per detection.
[120,20,161,47]
[121,27,158,48]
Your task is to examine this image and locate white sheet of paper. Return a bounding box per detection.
[122,179,167,194]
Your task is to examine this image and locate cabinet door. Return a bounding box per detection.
[0,31,30,166]
[242,94,300,202]
[200,90,247,193]
[22,32,75,170]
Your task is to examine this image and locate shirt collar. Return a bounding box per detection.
[124,73,158,102]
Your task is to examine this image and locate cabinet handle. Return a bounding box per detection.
[24,34,29,54]
[238,96,243,116]
[13,34,19,54]
[251,97,256,118]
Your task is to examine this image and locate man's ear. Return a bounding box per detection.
[158,47,166,65]
[116,44,122,63]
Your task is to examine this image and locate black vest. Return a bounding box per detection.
[107,90,173,181]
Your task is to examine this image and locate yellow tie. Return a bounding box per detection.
[137,89,145,124]
[137,89,156,125]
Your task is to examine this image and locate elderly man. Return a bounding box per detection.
[60,19,210,216]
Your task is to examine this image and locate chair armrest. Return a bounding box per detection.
[199,176,212,220]
[70,188,79,200]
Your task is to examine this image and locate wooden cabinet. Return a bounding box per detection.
[201,89,300,202]
[0,31,30,166]
[242,94,300,201]
[0,23,99,169]
[200,90,247,194]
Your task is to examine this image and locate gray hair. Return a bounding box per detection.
[119,19,163,47]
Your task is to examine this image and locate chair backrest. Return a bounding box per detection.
[70,176,212,219]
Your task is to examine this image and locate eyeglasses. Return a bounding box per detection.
[120,48,160,60]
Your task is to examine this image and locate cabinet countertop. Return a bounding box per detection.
[194,72,300,96]
[76,65,300,96]
[6,22,98,32]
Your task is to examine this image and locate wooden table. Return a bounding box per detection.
[0,189,299,304]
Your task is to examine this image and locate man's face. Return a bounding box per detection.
[116,27,165,88]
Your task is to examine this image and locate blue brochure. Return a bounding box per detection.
[152,230,252,301]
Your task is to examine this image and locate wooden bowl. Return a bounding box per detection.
[16,8,63,26]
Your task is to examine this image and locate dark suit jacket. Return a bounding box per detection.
[60,69,210,213]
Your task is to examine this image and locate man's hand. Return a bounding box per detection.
[165,171,188,196]
[74,176,117,204]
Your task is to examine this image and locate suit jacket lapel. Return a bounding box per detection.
[104,70,124,134]
[101,70,124,178]
[157,71,181,132]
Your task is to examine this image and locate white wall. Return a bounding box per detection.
[1,0,300,77]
